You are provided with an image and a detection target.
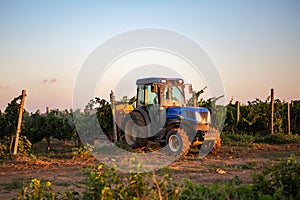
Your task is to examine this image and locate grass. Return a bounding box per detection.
[221,132,300,146]
[226,161,257,170]
[0,178,26,190]
[53,182,72,187]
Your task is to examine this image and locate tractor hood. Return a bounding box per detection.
[167,106,211,124]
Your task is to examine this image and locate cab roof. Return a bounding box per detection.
[136,77,184,85]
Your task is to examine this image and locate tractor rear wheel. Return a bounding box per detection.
[166,129,190,157]
[121,111,147,149]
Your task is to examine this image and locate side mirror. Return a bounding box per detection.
[151,84,158,93]
[184,84,193,94]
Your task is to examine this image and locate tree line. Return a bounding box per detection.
[223,98,300,135]
[0,95,114,153]
[0,94,299,154]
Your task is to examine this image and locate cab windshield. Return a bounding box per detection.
[161,84,185,107]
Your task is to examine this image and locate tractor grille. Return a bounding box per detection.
[185,110,194,119]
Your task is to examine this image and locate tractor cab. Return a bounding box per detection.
[136,78,188,108]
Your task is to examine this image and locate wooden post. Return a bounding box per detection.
[236,101,240,133]
[236,101,240,123]
[287,102,291,135]
[270,88,274,135]
[13,89,26,155]
[45,107,51,150]
[110,91,117,142]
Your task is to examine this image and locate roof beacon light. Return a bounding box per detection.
[161,79,167,83]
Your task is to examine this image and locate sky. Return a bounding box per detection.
[0,0,299,112]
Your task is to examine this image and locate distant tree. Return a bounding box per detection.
[273,99,286,134]
[22,110,44,144]
[95,98,113,140]
[221,97,296,135]
[198,96,226,131]
[0,95,30,154]
[49,109,73,144]
[223,100,237,133]
[291,100,300,134]
[2,95,22,140]
[0,110,5,140]
[240,98,270,134]
[22,109,75,150]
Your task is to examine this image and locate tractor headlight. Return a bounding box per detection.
[207,112,211,124]
[195,112,211,124]
[195,112,202,122]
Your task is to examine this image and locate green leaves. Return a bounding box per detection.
[22,109,74,149]
[18,178,57,200]
[1,95,22,140]
[82,164,179,200]
[222,99,300,135]
[252,154,300,199]
[180,155,300,200]
[16,154,300,200]
[96,98,113,140]
[180,179,255,200]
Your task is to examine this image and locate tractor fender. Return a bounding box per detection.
[165,118,180,132]
[165,119,196,143]
[181,119,198,142]
[131,107,168,138]
[130,107,150,125]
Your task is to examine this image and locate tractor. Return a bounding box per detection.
[113,77,220,156]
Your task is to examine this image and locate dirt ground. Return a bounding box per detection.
[1,141,300,199]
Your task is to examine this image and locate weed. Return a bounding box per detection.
[222,132,300,146]
[17,155,300,199]
[180,179,254,200]
[227,161,257,170]
[221,133,255,147]
[18,178,57,199]
[255,134,300,145]
[82,164,180,200]
[72,145,93,159]
[252,154,300,199]
[0,178,25,190]
[178,154,300,200]
[53,182,72,187]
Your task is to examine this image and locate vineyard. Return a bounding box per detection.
[0,94,300,199]
[1,94,299,152]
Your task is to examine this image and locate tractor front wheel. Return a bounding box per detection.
[166,129,190,157]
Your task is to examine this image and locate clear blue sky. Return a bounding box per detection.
[0,0,299,112]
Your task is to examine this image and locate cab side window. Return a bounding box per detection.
[146,84,158,105]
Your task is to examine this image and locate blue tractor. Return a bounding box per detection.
[117,77,220,156]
